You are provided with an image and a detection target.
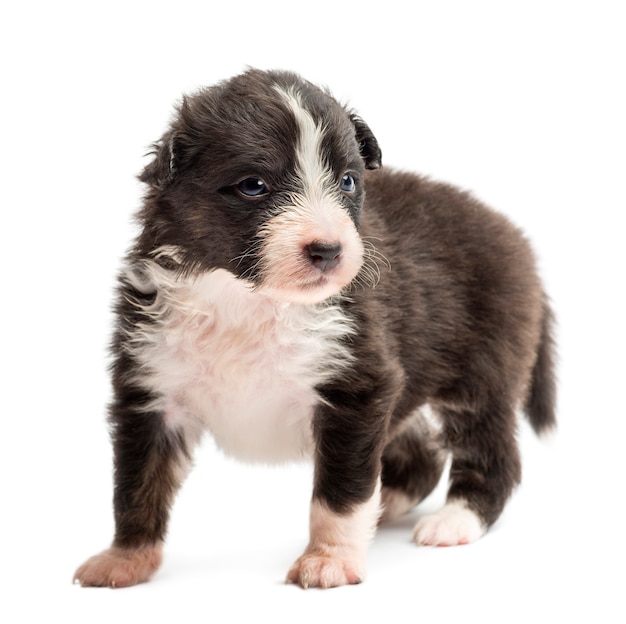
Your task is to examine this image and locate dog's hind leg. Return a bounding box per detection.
[413,400,521,547]
[74,392,196,588]
[379,408,447,523]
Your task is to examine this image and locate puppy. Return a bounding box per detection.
[74,69,556,589]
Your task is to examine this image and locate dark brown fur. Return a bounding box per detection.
[74,69,556,588]
[322,168,554,523]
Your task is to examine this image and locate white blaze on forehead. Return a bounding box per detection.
[257,84,364,304]
[273,85,335,196]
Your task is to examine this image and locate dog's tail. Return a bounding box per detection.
[524,298,557,436]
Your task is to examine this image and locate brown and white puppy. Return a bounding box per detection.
[74,69,556,589]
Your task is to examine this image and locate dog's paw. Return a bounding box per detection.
[73,544,163,588]
[413,501,485,547]
[286,552,365,589]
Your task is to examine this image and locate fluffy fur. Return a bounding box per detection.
[74,69,556,589]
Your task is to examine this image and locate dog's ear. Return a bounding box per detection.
[350,113,382,170]
[139,130,179,189]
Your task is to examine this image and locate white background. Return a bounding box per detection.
[1,1,624,622]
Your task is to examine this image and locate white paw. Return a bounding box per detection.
[413,501,485,547]
[286,552,365,589]
[74,544,163,588]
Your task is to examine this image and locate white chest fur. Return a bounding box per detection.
[123,263,354,463]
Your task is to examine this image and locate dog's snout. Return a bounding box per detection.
[306,241,343,272]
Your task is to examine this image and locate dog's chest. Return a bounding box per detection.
[131,268,353,462]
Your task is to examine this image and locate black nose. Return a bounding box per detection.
[306,241,343,272]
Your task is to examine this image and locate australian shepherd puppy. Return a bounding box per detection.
[74,69,556,589]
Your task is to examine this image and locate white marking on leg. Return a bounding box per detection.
[413,499,485,547]
[287,480,381,588]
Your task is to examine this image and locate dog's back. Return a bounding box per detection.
[358,168,555,532]
[361,168,554,429]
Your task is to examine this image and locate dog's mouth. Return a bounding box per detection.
[258,269,358,305]
[257,239,363,305]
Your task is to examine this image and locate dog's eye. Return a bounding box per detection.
[236,177,269,197]
[340,173,356,193]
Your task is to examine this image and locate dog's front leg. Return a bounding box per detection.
[287,400,386,589]
[287,480,381,589]
[74,388,195,588]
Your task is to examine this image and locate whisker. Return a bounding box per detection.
[232,244,266,282]
[362,238,391,271]
[352,238,390,290]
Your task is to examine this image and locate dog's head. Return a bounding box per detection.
[137,69,381,304]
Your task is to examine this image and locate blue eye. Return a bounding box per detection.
[237,177,269,197]
[340,173,356,193]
